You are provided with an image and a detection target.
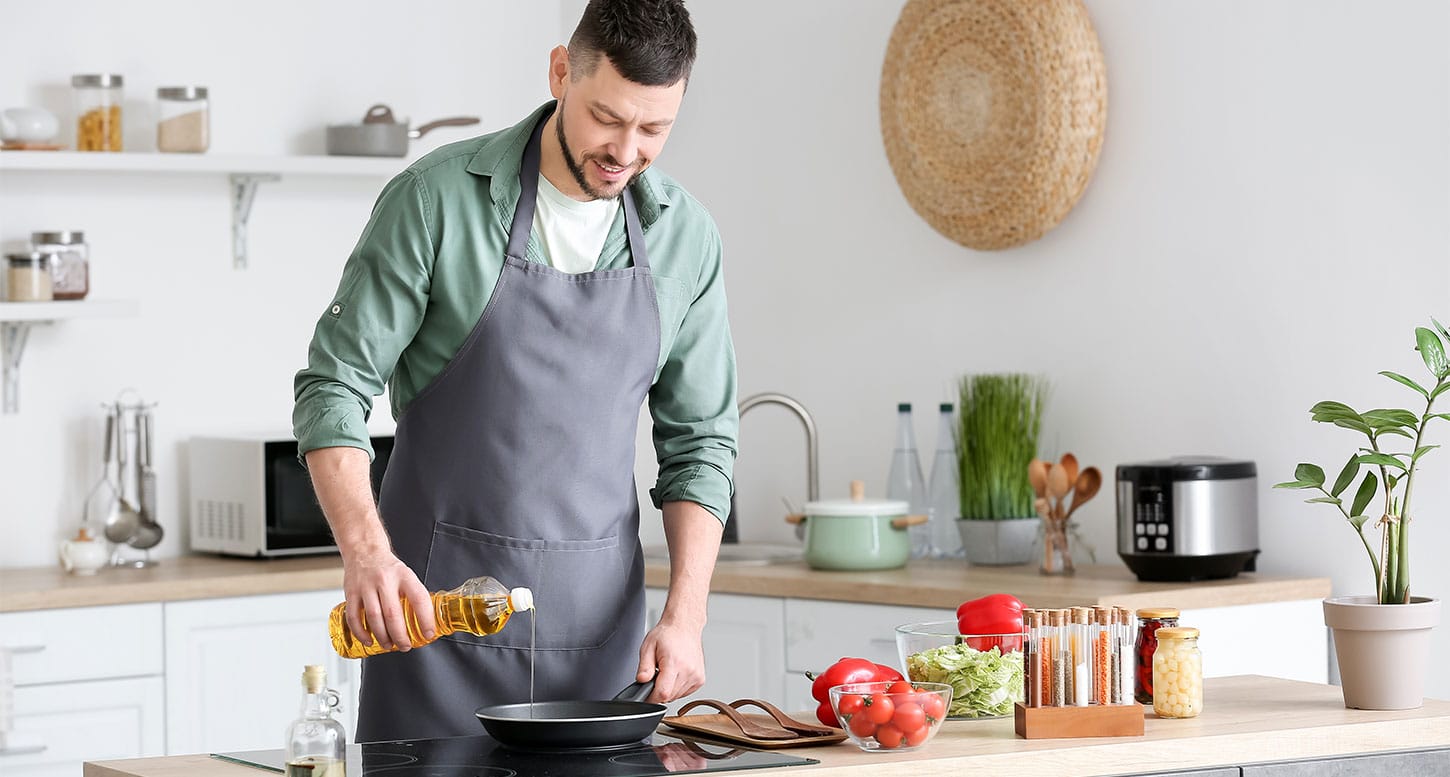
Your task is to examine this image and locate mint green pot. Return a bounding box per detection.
[800,497,918,571]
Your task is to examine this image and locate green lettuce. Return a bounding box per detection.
[906,643,1024,718]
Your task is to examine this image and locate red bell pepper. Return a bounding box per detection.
[956,593,1025,652]
[807,657,906,727]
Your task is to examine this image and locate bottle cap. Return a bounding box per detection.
[939,403,953,412]
[1153,627,1199,641]
[1136,607,1181,619]
[302,664,326,693]
[508,587,535,612]
[897,403,911,412]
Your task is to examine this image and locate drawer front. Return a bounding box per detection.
[0,604,163,685]
[784,598,953,673]
[3,675,165,777]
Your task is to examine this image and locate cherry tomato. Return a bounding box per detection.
[836,693,865,716]
[886,680,914,695]
[874,724,905,749]
[891,701,925,732]
[848,713,877,739]
[863,693,895,724]
[904,724,931,747]
[918,692,947,722]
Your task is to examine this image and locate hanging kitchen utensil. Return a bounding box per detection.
[83,407,120,537]
[102,403,139,544]
[473,679,665,751]
[326,104,480,157]
[128,406,163,553]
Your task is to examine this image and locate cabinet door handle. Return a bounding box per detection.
[0,744,48,757]
[2,645,45,655]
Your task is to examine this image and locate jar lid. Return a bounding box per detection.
[1154,627,1199,640]
[157,86,208,100]
[1136,607,1180,619]
[72,74,123,87]
[32,231,85,245]
[7,251,50,266]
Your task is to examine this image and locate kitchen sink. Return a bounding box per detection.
[643,543,804,565]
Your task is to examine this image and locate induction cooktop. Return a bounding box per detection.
[214,733,818,777]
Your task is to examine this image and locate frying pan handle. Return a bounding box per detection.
[410,116,481,139]
[613,677,657,703]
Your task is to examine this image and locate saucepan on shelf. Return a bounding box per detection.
[326,104,480,157]
[785,480,927,571]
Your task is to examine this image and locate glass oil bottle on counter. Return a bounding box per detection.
[329,576,534,659]
[284,665,346,777]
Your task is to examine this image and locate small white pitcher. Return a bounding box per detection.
[59,528,109,575]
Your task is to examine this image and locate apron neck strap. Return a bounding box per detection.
[506,108,650,271]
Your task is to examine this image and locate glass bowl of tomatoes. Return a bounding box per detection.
[827,680,952,752]
[895,621,1026,719]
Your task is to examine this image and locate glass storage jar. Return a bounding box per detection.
[31,231,89,300]
[156,86,209,153]
[7,252,54,302]
[1134,607,1180,704]
[72,74,124,151]
[1151,627,1202,718]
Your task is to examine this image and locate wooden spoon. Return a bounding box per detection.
[1028,459,1048,499]
[1046,463,1071,521]
[1064,467,1102,520]
[1059,453,1080,495]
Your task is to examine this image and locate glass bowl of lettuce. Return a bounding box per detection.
[896,621,1024,719]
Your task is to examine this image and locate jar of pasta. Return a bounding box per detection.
[1151,627,1202,719]
[72,74,124,151]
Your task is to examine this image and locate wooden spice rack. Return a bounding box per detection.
[1014,702,1145,739]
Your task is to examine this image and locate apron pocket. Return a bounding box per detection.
[423,521,627,651]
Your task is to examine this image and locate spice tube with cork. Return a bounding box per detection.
[156,86,209,153]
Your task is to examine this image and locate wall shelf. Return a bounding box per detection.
[0,150,403,268]
[1,299,140,414]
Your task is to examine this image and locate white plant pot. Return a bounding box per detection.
[957,517,1039,566]
[1323,595,1440,710]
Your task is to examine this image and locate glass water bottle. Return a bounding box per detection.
[925,403,963,558]
[886,403,929,558]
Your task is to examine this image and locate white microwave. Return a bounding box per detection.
[188,434,393,558]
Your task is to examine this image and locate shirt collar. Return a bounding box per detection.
[466,101,670,227]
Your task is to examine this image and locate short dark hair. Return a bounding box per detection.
[568,0,697,87]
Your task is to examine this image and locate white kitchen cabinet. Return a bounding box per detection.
[4,676,164,777]
[645,589,785,713]
[163,589,360,755]
[0,603,165,776]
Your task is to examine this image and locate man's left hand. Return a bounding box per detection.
[637,618,706,703]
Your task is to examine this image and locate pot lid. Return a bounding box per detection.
[804,479,908,516]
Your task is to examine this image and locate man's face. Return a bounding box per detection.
[549,48,685,200]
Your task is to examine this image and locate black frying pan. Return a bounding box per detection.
[474,679,665,750]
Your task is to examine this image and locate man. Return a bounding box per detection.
[292,0,735,743]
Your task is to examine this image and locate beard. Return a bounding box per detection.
[556,104,643,201]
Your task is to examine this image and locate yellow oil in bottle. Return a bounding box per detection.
[329,577,533,659]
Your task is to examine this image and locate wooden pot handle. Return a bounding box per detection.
[784,513,806,525]
[891,514,929,529]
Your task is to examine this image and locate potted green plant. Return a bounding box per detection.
[1274,319,1447,710]
[955,373,1049,565]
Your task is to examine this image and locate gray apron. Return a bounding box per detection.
[357,109,659,743]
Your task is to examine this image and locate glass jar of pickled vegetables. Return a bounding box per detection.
[1134,607,1180,704]
[1151,627,1202,718]
[72,74,124,151]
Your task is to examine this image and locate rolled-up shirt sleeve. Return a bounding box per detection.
[292,170,435,461]
[648,224,738,524]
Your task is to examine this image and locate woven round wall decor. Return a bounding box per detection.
[880,0,1107,251]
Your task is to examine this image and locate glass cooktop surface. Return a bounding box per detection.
[215,733,818,777]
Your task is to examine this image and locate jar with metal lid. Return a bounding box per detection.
[1151,627,1202,718]
[1134,607,1180,704]
[72,74,124,151]
[156,86,209,153]
[31,231,89,300]
[7,252,54,302]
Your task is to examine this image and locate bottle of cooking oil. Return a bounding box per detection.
[329,576,534,659]
[284,665,346,777]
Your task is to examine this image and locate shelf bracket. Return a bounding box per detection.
[2,321,39,414]
[230,173,281,270]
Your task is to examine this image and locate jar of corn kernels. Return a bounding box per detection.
[72,74,124,151]
[1151,627,1202,719]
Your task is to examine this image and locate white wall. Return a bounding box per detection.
[3,0,1447,700]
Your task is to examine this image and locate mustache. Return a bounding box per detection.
[583,152,640,170]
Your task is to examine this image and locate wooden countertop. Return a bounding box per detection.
[1,554,1329,613]
[83,676,1450,777]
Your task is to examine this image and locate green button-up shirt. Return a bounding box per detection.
[293,103,738,523]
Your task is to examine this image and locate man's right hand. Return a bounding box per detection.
[343,550,436,651]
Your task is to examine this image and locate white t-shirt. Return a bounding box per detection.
[532,173,621,274]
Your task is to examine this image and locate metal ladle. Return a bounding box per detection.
[102,404,140,544]
[128,408,163,554]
